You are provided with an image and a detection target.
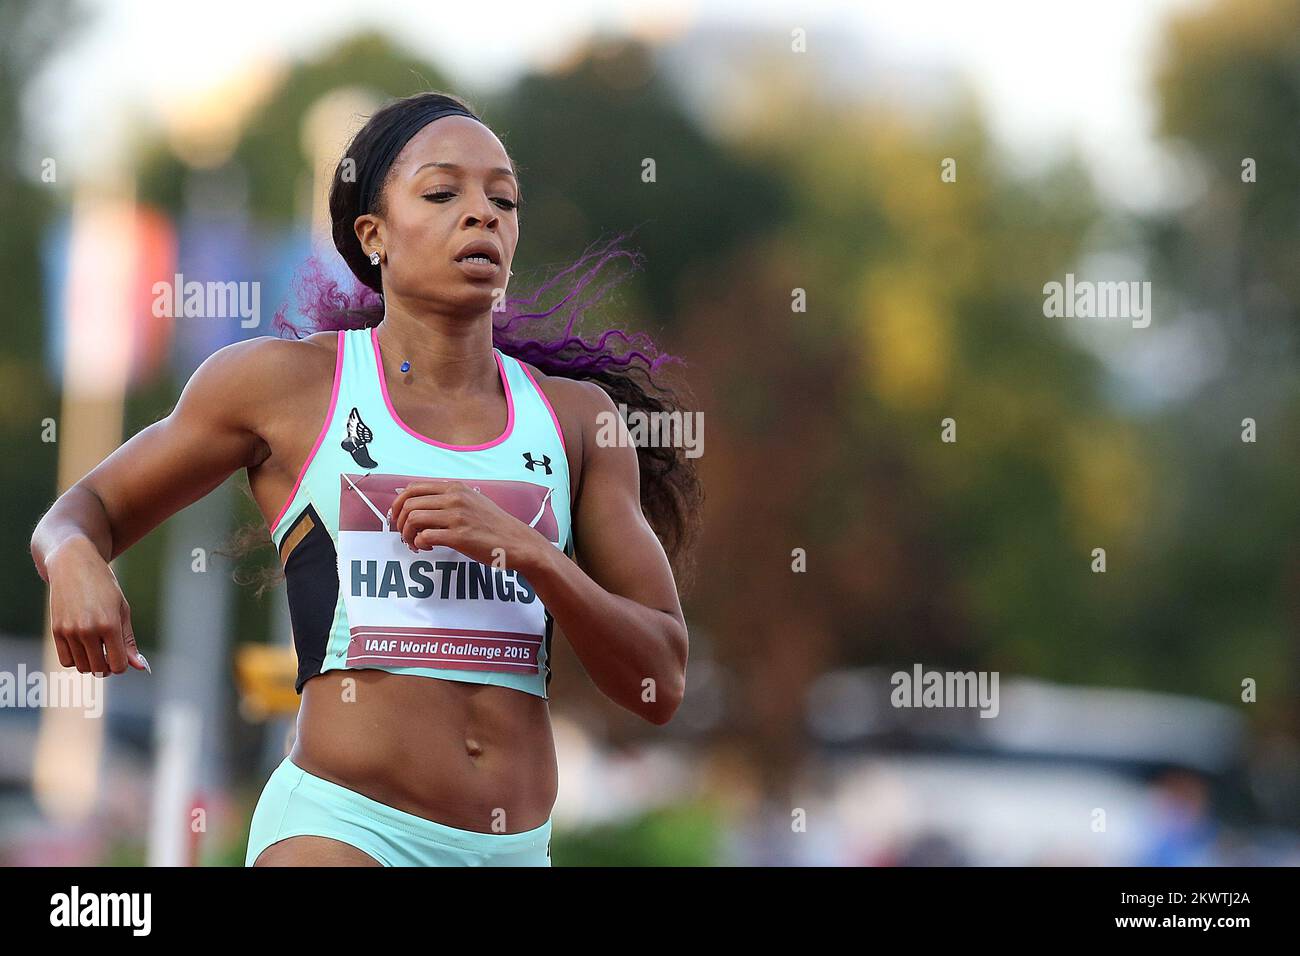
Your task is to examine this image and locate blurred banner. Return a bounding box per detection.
[33,187,176,824]
[42,196,176,396]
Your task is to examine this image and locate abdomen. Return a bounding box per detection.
[289,669,558,833]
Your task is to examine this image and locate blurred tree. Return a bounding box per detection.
[1,0,83,637]
[676,80,1117,785]
[483,36,790,323]
[1143,0,1300,751]
[665,0,1300,800]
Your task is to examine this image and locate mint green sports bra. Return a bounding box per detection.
[268,326,572,699]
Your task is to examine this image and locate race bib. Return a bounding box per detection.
[337,473,561,674]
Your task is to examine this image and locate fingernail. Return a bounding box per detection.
[138,654,152,675]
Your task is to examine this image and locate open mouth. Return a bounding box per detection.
[454,242,501,266]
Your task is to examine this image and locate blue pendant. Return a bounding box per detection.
[400,361,410,373]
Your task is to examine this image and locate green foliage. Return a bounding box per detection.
[552,802,723,867]
[483,38,790,324]
[0,0,78,638]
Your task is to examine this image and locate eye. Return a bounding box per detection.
[422,191,519,211]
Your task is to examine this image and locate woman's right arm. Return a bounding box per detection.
[30,337,281,677]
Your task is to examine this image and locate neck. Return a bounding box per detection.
[375,298,497,395]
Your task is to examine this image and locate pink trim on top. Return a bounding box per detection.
[269,330,346,534]
[370,325,515,450]
[519,362,567,453]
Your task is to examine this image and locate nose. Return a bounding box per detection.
[460,190,499,230]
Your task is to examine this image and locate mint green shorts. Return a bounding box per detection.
[245,757,552,867]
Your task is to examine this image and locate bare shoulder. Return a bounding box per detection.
[187,331,337,397]
[229,330,338,374]
[175,331,340,441]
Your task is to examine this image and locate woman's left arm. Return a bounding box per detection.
[523,380,688,724]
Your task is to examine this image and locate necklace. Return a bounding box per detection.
[379,325,412,373]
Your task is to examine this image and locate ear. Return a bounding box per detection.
[354,214,383,259]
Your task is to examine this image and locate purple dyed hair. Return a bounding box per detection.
[271,230,676,383]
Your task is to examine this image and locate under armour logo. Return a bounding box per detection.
[522,451,552,475]
[341,407,378,468]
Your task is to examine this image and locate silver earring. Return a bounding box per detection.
[509,269,514,277]
[369,251,381,266]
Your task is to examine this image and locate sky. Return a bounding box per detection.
[28,0,1208,209]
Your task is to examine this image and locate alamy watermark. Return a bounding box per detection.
[1043,273,1151,329]
[891,664,999,718]
[152,274,260,328]
[595,404,703,458]
[50,886,150,936]
[0,666,103,718]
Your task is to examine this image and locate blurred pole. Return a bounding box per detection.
[302,88,381,253]
[146,700,201,867]
[148,478,234,865]
[31,393,121,822]
[158,164,262,861]
[33,187,139,823]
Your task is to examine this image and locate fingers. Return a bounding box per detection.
[64,631,92,672]
[398,507,461,546]
[53,612,144,677]
[392,489,474,543]
[390,496,433,537]
[123,628,151,673]
[102,608,130,676]
[46,557,148,678]
[53,632,74,668]
[118,598,151,672]
[63,635,89,671]
[84,640,111,677]
[412,528,453,551]
[62,623,109,675]
[388,479,453,521]
[75,620,111,676]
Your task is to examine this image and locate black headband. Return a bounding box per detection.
[356,102,479,215]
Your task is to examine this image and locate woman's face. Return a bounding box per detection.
[360,114,519,314]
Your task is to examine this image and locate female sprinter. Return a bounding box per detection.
[29,91,701,866]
